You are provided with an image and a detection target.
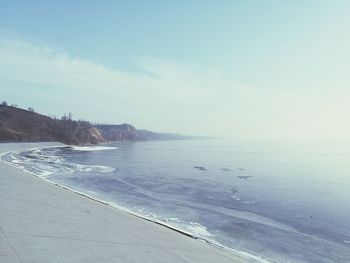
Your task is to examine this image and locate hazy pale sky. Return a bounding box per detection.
[1,1,350,139]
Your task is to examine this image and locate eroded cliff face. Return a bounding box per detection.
[64,126,106,145]
[88,127,106,144]
[95,124,144,141]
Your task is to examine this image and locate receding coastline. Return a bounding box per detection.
[0,142,253,263]
[0,104,200,145]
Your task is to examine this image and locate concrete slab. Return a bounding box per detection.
[0,230,14,256]
[0,256,20,263]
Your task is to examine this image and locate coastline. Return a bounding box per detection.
[0,142,255,263]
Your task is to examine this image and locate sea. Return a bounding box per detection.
[1,139,350,263]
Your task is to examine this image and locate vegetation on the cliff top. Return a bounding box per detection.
[0,102,103,145]
[0,101,194,145]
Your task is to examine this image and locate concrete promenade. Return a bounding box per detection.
[0,143,250,263]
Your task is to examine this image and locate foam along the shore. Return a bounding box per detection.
[0,142,251,263]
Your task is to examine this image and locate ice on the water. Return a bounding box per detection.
[70,146,119,151]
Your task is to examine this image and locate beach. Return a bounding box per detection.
[0,142,249,263]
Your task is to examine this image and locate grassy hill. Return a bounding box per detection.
[0,105,104,145]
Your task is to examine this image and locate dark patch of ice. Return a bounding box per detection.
[237,176,252,180]
[194,166,207,171]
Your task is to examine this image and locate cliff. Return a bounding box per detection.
[0,105,105,145]
[137,130,194,140]
[95,125,194,141]
[95,124,144,141]
[0,105,195,145]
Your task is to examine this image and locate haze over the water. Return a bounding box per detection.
[1,1,350,140]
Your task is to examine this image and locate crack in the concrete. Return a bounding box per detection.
[6,231,164,249]
[0,227,23,263]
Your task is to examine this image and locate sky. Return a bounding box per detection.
[1,0,350,140]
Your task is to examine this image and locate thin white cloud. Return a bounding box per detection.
[0,38,259,112]
[1,38,349,140]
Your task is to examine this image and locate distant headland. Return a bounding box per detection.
[0,101,201,145]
